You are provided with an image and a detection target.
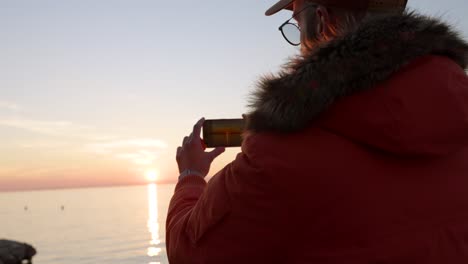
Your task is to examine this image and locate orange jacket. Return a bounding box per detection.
[167,13,468,263]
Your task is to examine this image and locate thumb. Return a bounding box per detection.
[208,147,225,161]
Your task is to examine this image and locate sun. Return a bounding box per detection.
[145,169,159,182]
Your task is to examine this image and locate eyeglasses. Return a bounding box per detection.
[278,4,317,46]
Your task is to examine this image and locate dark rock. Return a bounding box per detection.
[0,240,36,264]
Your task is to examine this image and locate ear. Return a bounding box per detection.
[315,5,331,37]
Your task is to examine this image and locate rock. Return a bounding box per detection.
[0,240,36,264]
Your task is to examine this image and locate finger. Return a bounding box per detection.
[193,117,205,138]
[182,136,189,145]
[201,139,207,150]
[176,147,182,160]
[208,147,226,161]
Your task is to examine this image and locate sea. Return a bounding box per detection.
[0,184,175,264]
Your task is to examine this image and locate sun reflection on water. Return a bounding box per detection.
[147,183,162,263]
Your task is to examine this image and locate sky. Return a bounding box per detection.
[1,0,467,191]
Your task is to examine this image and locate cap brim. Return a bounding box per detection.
[265,0,294,16]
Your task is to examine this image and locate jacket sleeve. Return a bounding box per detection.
[166,134,281,263]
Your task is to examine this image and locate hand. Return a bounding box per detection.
[176,117,226,177]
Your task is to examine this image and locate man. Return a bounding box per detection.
[167,0,468,263]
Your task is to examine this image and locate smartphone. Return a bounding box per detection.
[203,118,246,148]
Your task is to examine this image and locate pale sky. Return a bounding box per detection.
[1,0,467,191]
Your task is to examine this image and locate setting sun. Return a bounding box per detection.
[145,169,159,182]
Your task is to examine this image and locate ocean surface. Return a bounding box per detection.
[0,184,176,264]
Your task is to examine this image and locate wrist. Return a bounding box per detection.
[178,169,204,181]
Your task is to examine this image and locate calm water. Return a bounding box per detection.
[0,184,176,264]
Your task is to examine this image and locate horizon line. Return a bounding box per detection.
[0,181,177,194]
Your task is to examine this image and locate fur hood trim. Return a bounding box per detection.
[246,12,468,133]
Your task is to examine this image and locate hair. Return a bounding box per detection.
[301,1,401,53]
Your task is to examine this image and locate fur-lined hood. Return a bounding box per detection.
[246,12,468,133]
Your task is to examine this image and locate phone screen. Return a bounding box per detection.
[203,119,245,148]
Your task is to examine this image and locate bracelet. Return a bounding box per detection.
[178,169,204,181]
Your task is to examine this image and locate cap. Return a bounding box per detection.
[265,0,408,16]
[265,0,294,16]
